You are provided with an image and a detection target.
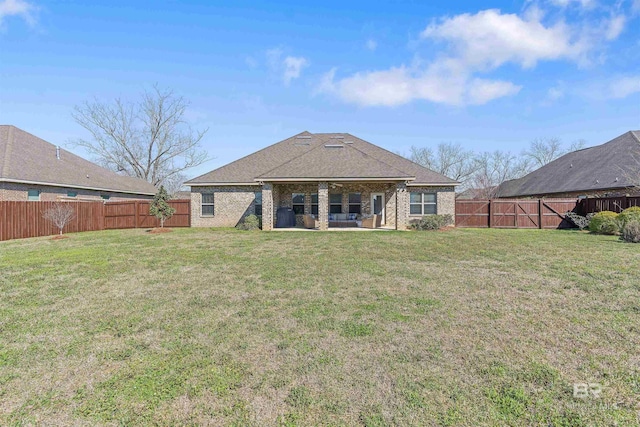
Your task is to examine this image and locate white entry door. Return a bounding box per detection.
[371,193,385,224]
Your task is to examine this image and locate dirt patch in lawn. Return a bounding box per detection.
[50,235,70,240]
[147,228,173,234]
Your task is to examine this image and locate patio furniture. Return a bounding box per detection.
[303,214,317,229]
[361,214,381,229]
[328,213,358,227]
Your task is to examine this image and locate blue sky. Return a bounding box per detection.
[1,0,639,179]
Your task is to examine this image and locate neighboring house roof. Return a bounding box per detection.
[0,125,157,195]
[498,131,640,198]
[186,132,458,186]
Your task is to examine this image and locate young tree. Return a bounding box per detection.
[43,203,76,235]
[149,186,176,228]
[72,85,209,189]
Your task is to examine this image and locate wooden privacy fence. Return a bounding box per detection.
[0,199,190,241]
[103,200,191,229]
[580,196,640,214]
[456,199,578,229]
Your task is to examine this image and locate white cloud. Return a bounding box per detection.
[604,14,625,40]
[365,39,377,51]
[318,65,521,107]
[0,0,37,27]
[265,48,309,85]
[548,0,596,9]
[420,9,588,69]
[547,86,564,101]
[608,76,640,99]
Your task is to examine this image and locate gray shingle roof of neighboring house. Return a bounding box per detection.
[0,125,157,195]
[186,132,458,186]
[498,131,640,198]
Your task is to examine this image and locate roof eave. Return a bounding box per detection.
[0,178,156,196]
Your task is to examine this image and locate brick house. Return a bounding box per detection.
[186,132,458,230]
[0,125,157,201]
[498,130,640,199]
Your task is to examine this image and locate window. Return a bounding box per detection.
[202,193,214,216]
[292,193,305,215]
[254,192,262,216]
[101,194,110,200]
[311,193,318,216]
[330,193,342,214]
[67,191,77,197]
[27,189,40,201]
[410,192,437,215]
[348,193,361,214]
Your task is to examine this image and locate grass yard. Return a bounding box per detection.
[1,228,639,426]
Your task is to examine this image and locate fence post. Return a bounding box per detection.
[539,199,543,229]
[134,200,139,228]
[488,200,493,228]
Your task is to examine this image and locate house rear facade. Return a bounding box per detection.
[186,132,458,230]
[0,125,157,201]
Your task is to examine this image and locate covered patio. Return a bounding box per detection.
[260,180,410,231]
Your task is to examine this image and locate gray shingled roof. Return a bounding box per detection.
[186,132,458,185]
[0,125,157,195]
[498,131,640,197]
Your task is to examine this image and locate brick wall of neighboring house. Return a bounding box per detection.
[406,186,456,225]
[0,182,153,202]
[190,185,261,227]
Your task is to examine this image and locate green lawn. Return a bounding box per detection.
[1,228,639,426]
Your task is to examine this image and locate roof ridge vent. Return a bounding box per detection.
[294,142,310,146]
[343,140,353,144]
[324,144,344,148]
[329,136,344,139]
[296,135,312,139]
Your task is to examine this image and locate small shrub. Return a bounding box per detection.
[236,214,261,230]
[409,214,453,231]
[617,206,640,228]
[588,211,619,235]
[621,220,640,243]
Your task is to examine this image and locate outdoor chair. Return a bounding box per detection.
[362,214,381,229]
[303,214,317,229]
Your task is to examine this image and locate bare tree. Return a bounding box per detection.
[43,203,76,235]
[471,151,532,199]
[523,137,587,168]
[410,142,477,188]
[72,85,209,189]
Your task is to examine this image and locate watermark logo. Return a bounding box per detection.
[573,383,602,399]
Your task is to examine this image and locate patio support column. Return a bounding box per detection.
[318,181,329,230]
[396,181,409,230]
[262,182,273,231]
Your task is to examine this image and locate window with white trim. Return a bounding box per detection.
[202,193,214,216]
[27,189,40,201]
[410,192,437,215]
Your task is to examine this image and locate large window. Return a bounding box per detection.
[27,189,40,201]
[292,193,305,214]
[202,193,214,216]
[348,193,361,214]
[410,192,437,215]
[329,193,342,214]
[254,192,262,216]
[311,193,319,216]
